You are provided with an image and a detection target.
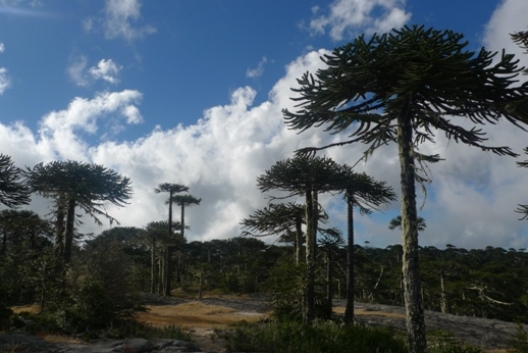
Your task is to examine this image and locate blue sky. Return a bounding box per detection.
[1,0,527,249]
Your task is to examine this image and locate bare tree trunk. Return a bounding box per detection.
[304,186,315,324]
[295,216,303,264]
[344,195,355,323]
[151,238,157,293]
[398,108,427,353]
[63,198,76,265]
[164,246,171,296]
[198,265,204,299]
[158,253,164,295]
[326,251,332,316]
[440,270,448,314]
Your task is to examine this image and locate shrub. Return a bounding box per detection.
[220,320,407,353]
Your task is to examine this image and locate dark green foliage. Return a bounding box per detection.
[510,323,528,353]
[0,154,31,208]
[427,329,483,353]
[221,320,407,353]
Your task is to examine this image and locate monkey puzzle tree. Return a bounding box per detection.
[0,154,31,209]
[257,155,345,323]
[283,25,528,352]
[154,183,189,296]
[241,202,328,264]
[172,193,201,240]
[332,168,396,323]
[28,161,132,266]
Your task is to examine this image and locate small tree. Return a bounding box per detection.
[257,155,345,323]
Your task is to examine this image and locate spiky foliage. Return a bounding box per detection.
[172,194,201,240]
[241,202,328,264]
[257,155,346,323]
[0,154,31,208]
[283,25,528,353]
[27,160,132,264]
[154,183,189,296]
[332,168,396,323]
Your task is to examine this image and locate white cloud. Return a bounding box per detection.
[68,57,122,86]
[89,59,122,84]
[38,90,143,160]
[1,41,528,249]
[0,68,9,94]
[309,0,411,41]
[483,0,528,70]
[104,0,156,41]
[246,57,268,79]
[67,55,89,86]
[0,42,10,95]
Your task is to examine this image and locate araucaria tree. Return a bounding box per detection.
[155,183,189,296]
[0,154,31,208]
[283,25,528,353]
[28,161,132,266]
[257,155,344,323]
[333,168,396,323]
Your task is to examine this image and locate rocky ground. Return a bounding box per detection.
[0,295,521,352]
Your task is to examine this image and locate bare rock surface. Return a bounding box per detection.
[2,295,521,352]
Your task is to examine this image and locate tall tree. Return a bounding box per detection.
[0,154,31,208]
[154,183,189,296]
[283,26,528,352]
[333,169,396,323]
[172,194,201,240]
[28,161,132,265]
[257,155,344,323]
[517,149,528,220]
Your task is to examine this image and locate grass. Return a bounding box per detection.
[135,302,266,329]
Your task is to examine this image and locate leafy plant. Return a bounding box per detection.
[221,320,407,353]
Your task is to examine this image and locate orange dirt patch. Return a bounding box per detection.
[135,302,268,329]
[332,307,406,319]
[10,305,40,314]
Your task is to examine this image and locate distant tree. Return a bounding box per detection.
[0,154,31,208]
[172,194,201,240]
[27,161,132,266]
[154,183,189,296]
[257,155,345,323]
[333,169,396,323]
[241,202,329,264]
[283,26,528,353]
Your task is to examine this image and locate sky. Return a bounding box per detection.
[1,0,528,250]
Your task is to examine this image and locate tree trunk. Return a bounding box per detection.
[164,245,171,296]
[198,265,204,299]
[151,237,157,294]
[54,205,65,260]
[326,250,332,316]
[63,198,76,265]
[440,270,448,314]
[158,253,164,295]
[304,185,315,324]
[344,195,355,323]
[398,107,427,353]
[181,204,185,239]
[295,216,303,264]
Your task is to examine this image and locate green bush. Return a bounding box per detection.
[427,329,483,353]
[220,320,407,353]
[510,323,528,353]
